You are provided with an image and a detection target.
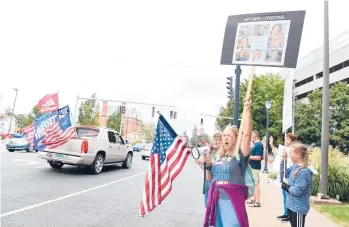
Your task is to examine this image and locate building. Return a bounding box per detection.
[97,101,143,142]
[0,114,17,134]
[282,29,349,100]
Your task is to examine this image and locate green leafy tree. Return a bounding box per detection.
[106,112,122,133]
[141,123,156,143]
[77,93,100,126]
[216,73,284,144]
[202,133,211,146]
[295,82,349,153]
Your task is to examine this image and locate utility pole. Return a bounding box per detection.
[233,65,242,127]
[319,0,330,199]
[7,88,18,134]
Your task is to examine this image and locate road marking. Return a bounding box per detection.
[0,172,146,218]
[16,161,38,166]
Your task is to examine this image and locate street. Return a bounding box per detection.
[0,143,205,227]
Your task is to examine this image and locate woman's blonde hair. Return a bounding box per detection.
[216,125,239,158]
[290,142,310,178]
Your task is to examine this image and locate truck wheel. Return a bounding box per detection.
[49,162,63,169]
[26,144,34,152]
[122,152,133,169]
[7,149,14,152]
[90,154,104,174]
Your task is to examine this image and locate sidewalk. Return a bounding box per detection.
[246,173,340,227]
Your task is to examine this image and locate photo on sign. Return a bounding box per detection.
[232,20,291,66]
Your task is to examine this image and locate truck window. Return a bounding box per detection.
[116,135,124,144]
[108,131,117,143]
[75,127,100,138]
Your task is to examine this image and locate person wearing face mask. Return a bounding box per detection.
[203,96,252,227]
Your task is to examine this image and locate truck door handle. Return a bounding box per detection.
[109,145,112,148]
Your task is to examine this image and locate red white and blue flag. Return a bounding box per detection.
[42,113,75,149]
[139,114,190,216]
[22,123,34,146]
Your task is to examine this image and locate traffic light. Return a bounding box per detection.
[200,118,203,125]
[226,76,233,100]
[122,106,126,114]
[173,111,177,119]
[152,106,155,117]
[170,111,173,119]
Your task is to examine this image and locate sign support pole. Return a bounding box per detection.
[233,65,241,127]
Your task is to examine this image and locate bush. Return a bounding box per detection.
[311,165,349,202]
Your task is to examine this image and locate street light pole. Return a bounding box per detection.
[7,88,18,134]
[319,0,330,199]
[263,100,272,173]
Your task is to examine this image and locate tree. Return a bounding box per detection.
[183,130,189,146]
[295,82,349,153]
[141,123,156,143]
[106,112,122,133]
[216,73,285,144]
[4,105,39,129]
[190,125,198,147]
[78,93,100,126]
[202,133,211,146]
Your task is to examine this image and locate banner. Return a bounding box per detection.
[38,93,59,114]
[34,105,70,151]
[281,69,295,132]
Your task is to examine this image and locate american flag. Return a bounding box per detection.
[42,115,75,149]
[139,114,190,216]
[22,123,34,146]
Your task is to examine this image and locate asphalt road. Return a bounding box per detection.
[0,143,205,227]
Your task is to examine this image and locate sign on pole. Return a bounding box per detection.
[220,10,306,68]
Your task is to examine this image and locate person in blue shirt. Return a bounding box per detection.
[247,130,264,207]
[281,142,313,227]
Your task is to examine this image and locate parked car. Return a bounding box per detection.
[6,133,35,152]
[140,143,153,160]
[133,143,144,152]
[39,125,134,174]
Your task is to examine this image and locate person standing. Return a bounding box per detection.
[281,142,313,227]
[277,133,297,222]
[247,130,264,207]
[196,132,222,207]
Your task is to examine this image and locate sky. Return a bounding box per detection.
[0,0,346,137]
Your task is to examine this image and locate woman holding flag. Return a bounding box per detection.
[203,96,252,227]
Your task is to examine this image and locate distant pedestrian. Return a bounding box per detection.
[277,133,297,223]
[196,131,222,207]
[281,142,313,227]
[246,130,263,208]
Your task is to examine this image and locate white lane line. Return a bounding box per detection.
[16,161,38,166]
[0,172,145,218]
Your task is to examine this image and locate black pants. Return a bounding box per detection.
[288,209,306,227]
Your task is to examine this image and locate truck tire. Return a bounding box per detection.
[7,149,14,152]
[90,154,104,174]
[122,152,133,169]
[49,162,64,169]
[26,144,34,152]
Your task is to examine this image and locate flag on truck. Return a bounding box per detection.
[42,106,75,149]
[22,123,34,146]
[37,93,59,114]
[139,114,190,216]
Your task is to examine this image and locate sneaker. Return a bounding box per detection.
[249,202,261,207]
[281,217,290,222]
[277,215,288,219]
[246,200,255,204]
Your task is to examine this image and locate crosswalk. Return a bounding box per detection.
[12,158,50,168]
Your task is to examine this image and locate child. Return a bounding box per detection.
[281,142,313,227]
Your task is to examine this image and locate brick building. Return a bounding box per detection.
[98,101,143,143]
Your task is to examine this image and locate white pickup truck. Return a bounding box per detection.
[40,125,134,174]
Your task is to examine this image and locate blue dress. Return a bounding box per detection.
[206,152,249,227]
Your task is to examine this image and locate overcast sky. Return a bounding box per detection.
[0,0,346,136]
